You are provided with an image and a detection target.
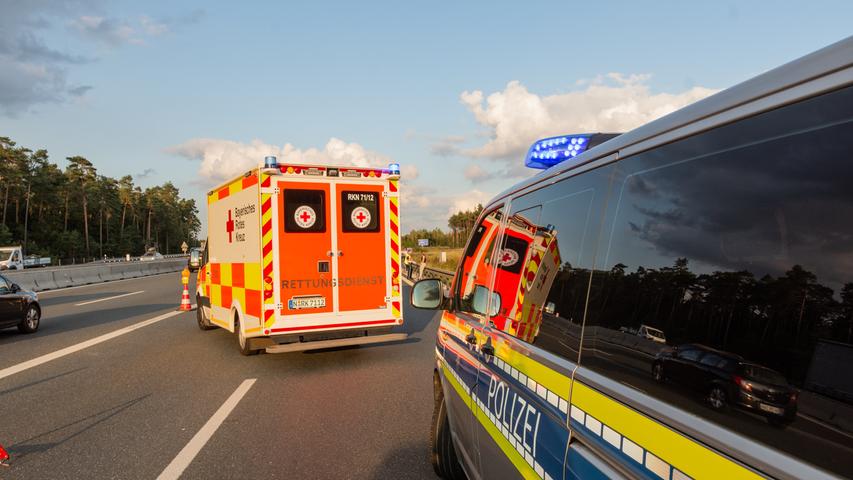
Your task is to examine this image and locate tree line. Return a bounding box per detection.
[0,136,201,262]
[548,258,853,387]
[402,204,484,248]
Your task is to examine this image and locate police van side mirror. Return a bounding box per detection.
[411,279,443,309]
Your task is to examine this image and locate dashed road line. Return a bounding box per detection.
[74,290,144,306]
[0,310,182,381]
[157,379,257,480]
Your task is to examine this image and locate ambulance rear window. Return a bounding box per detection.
[284,189,326,233]
[341,191,380,233]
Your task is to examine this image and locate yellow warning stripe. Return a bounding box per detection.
[571,382,761,480]
[440,360,539,480]
[441,313,760,479]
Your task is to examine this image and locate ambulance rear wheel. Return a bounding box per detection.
[196,295,215,331]
[430,373,465,480]
[235,313,259,356]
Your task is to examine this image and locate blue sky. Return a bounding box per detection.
[2,1,851,235]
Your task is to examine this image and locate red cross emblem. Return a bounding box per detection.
[226,210,235,243]
[498,248,519,267]
[294,205,317,228]
[351,206,371,229]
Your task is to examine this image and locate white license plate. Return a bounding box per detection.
[289,296,326,310]
[759,403,783,414]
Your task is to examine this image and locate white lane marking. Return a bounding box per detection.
[0,310,182,381]
[157,379,257,480]
[37,272,180,295]
[74,290,144,306]
[795,413,853,441]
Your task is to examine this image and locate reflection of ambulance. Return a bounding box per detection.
[457,208,562,343]
[493,217,561,342]
[196,156,406,355]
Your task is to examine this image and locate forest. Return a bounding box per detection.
[0,136,201,262]
[402,204,484,248]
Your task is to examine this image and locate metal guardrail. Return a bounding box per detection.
[3,258,188,292]
[403,262,454,284]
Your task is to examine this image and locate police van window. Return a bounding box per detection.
[489,206,541,333]
[488,165,613,363]
[284,189,326,233]
[456,207,504,318]
[583,85,853,477]
[341,191,379,232]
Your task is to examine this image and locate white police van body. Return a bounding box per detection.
[413,37,853,480]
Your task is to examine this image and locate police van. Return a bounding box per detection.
[413,37,853,479]
[196,157,406,355]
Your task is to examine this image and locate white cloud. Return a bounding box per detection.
[167,137,418,186]
[140,15,169,36]
[72,16,142,45]
[456,74,718,163]
[399,185,493,231]
[463,164,494,183]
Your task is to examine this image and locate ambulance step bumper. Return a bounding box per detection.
[265,333,409,353]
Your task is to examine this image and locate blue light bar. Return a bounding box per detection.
[525,134,592,169]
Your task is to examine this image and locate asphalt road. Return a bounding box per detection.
[0,273,441,479]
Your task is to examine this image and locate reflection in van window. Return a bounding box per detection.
[582,85,853,477]
[488,166,613,364]
[456,207,503,317]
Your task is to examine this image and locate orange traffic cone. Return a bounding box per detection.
[0,442,10,467]
[178,268,192,311]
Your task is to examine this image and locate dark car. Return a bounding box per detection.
[652,344,798,425]
[0,274,41,334]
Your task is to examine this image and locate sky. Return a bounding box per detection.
[1,0,851,237]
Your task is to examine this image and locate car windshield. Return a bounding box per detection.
[741,364,788,385]
[0,248,13,260]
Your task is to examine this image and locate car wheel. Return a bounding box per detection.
[708,385,728,410]
[430,373,466,480]
[18,304,40,334]
[196,296,215,331]
[235,313,258,356]
[652,363,664,382]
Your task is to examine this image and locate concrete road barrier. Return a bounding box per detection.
[4,258,186,292]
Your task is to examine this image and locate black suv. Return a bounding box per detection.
[0,274,41,334]
[652,344,797,425]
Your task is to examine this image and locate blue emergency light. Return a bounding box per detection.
[388,163,401,176]
[524,134,591,169]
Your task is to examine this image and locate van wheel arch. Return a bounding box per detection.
[233,310,258,356]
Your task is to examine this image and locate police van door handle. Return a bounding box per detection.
[327,250,335,257]
[338,250,344,257]
[465,330,477,346]
[481,338,495,356]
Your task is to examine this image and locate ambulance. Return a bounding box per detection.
[196,156,406,355]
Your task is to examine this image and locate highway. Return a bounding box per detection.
[0,273,440,479]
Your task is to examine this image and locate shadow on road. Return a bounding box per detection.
[0,367,88,398]
[369,440,437,480]
[7,394,151,464]
[0,304,175,346]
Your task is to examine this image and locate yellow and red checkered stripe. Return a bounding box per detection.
[511,234,560,342]
[208,262,263,324]
[260,173,276,328]
[389,179,402,319]
[208,172,258,205]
